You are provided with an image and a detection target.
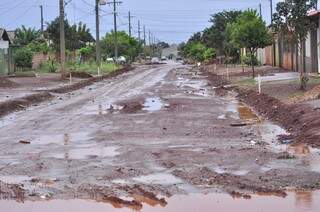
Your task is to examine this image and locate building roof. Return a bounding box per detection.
[0,28,12,44]
[308,10,320,17]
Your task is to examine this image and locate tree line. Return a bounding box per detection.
[180,0,318,88]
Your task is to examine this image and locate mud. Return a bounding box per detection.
[0,77,18,88]
[0,66,133,118]
[1,62,320,211]
[203,69,320,148]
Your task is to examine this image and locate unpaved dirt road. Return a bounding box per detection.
[1,62,320,211]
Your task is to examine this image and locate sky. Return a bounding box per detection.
[0,0,283,44]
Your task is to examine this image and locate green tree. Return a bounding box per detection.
[14,26,40,46]
[229,10,272,78]
[101,31,142,62]
[46,18,94,52]
[27,38,49,54]
[203,48,216,61]
[202,10,242,58]
[273,0,317,89]
[14,48,33,69]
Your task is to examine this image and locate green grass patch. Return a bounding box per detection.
[236,78,257,87]
[36,61,121,76]
[13,71,37,77]
[69,62,120,75]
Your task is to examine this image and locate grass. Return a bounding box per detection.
[236,78,257,87]
[68,62,120,75]
[13,71,37,77]
[34,61,121,76]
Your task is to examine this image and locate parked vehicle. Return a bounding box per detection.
[151,57,160,64]
[106,58,114,63]
[116,56,126,64]
[161,56,167,61]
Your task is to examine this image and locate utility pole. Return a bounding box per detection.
[40,5,44,35]
[143,25,146,46]
[269,0,273,24]
[128,11,132,36]
[108,0,122,59]
[259,3,262,18]
[59,0,66,78]
[95,0,101,71]
[138,20,141,43]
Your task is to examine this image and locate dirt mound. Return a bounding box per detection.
[0,92,53,117]
[0,77,18,88]
[69,71,93,79]
[0,181,25,201]
[202,67,320,147]
[292,85,320,103]
[51,66,133,94]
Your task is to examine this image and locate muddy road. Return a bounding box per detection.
[1,62,320,211]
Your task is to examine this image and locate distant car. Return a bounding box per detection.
[176,57,183,61]
[151,57,160,64]
[106,58,114,63]
[116,56,127,64]
[161,56,167,61]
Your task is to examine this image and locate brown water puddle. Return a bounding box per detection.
[238,103,260,123]
[1,191,320,212]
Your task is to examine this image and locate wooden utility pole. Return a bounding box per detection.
[95,0,101,70]
[143,25,146,46]
[108,0,122,59]
[138,20,141,43]
[59,0,66,78]
[40,5,44,35]
[259,3,262,18]
[269,0,273,23]
[128,11,132,36]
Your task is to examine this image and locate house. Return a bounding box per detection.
[258,10,320,74]
[0,28,13,75]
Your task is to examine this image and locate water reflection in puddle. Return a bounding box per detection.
[142,97,169,112]
[133,173,182,185]
[2,191,320,212]
[48,146,119,160]
[31,132,89,145]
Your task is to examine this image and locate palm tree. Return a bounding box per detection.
[14,26,40,46]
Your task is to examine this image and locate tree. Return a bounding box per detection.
[14,48,33,69]
[229,10,272,78]
[273,0,317,90]
[203,48,216,61]
[157,41,170,49]
[14,26,41,46]
[101,31,142,62]
[202,10,242,57]
[46,18,94,52]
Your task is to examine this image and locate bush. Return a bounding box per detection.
[203,48,216,61]
[242,54,259,66]
[14,48,33,69]
[38,59,58,73]
[27,38,49,54]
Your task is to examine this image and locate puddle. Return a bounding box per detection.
[142,97,169,112]
[0,175,32,184]
[48,146,119,160]
[133,173,182,185]
[31,132,90,146]
[238,104,260,123]
[82,104,124,115]
[2,191,320,212]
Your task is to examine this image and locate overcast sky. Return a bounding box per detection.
[0,0,282,44]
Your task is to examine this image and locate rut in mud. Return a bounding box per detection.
[1,63,320,211]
